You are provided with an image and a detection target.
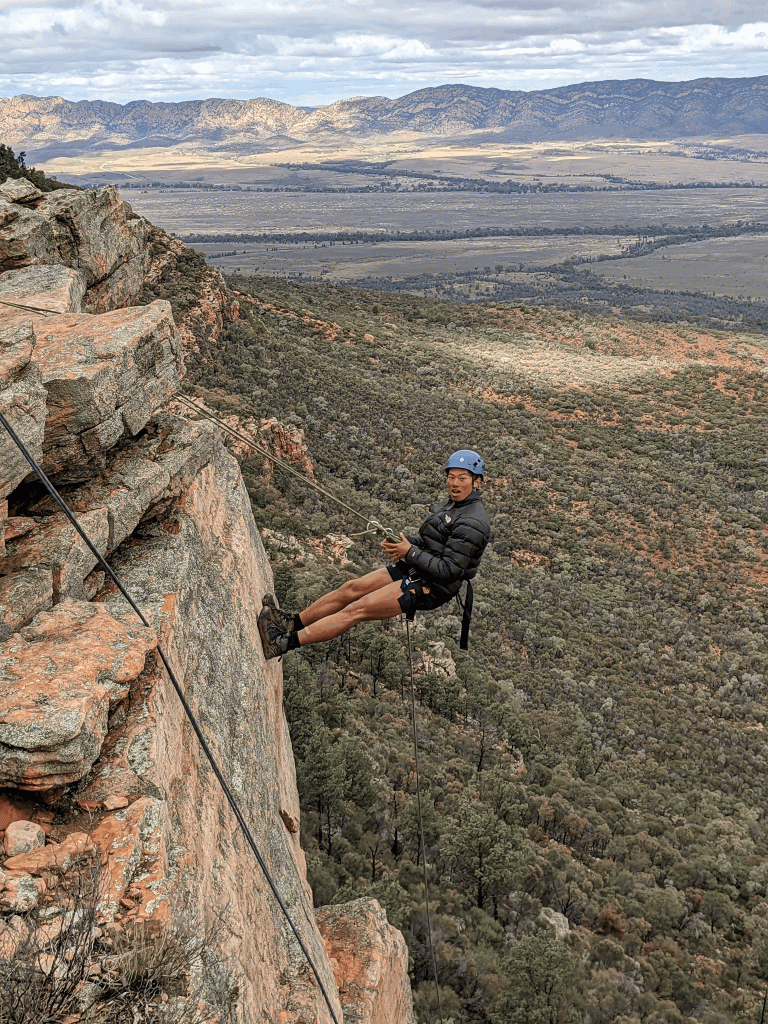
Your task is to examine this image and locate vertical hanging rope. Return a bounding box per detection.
[405,618,444,1023]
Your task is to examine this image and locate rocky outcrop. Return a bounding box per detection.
[260,416,316,481]
[31,302,181,483]
[0,182,415,1024]
[143,227,239,364]
[412,640,457,678]
[318,899,417,1024]
[170,397,317,478]
[0,272,182,492]
[0,600,157,792]
[0,179,149,311]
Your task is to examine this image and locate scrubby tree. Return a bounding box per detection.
[492,930,582,1024]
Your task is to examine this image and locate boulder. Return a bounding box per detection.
[102,794,129,811]
[0,600,157,792]
[3,831,93,874]
[317,898,416,1024]
[0,264,86,314]
[539,906,571,940]
[3,818,45,856]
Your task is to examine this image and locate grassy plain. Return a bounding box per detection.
[41,135,768,302]
[123,186,768,303]
[596,235,768,301]
[38,134,768,187]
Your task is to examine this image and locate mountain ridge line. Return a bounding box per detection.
[4,75,768,155]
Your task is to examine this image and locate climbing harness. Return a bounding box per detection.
[177,397,476,651]
[455,579,474,652]
[405,618,444,1023]
[0,409,342,1024]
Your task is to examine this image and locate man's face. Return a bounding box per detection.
[446,469,475,502]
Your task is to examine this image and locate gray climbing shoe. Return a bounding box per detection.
[258,606,290,660]
[262,593,296,633]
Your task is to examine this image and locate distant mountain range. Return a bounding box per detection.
[4,76,768,160]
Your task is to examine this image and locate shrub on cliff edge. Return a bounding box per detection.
[0,144,75,192]
[0,861,236,1024]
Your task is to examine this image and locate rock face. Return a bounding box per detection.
[0,600,157,791]
[0,181,414,1024]
[318,899,417,1024]
[0,179,149,312]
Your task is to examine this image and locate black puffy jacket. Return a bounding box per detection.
[404,489,490,596]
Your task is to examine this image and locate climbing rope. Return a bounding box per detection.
[182,393,446,1012]
[0,297,61,316]
[405,618,444,1023]
[175,394,399,541]
[6,299,444,1016]
[0,409,342,1024]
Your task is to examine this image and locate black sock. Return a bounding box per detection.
[286,631,301,651]
[293,613,305,631]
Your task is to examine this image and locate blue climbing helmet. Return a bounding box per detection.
[445,449,485,479]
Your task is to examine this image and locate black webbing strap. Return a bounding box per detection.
[459,579,473,651]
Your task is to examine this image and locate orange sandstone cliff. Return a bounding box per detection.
[0,177,415,1024]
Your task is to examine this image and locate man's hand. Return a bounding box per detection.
[381,532,412,561]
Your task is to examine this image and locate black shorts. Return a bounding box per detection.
[387,560,453,616]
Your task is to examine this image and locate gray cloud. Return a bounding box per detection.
[1,0,766,105]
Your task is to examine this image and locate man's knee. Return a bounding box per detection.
[338,577,368,601]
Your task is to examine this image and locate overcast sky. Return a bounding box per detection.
[1,0,766,108]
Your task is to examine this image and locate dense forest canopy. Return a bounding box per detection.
[145,245,768,1024]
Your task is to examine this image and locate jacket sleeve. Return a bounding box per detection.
[404,518,487,584]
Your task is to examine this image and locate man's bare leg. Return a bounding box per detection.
[298,580,404,645]
[298,567,393,627]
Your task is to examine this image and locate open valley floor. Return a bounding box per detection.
[40,136,768,308]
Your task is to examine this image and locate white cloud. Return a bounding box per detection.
[0,0,766,106]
